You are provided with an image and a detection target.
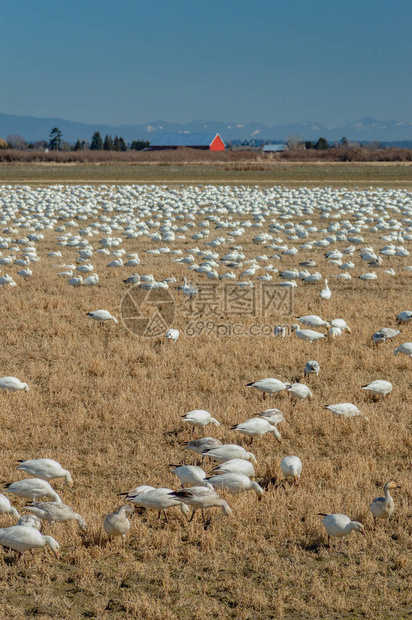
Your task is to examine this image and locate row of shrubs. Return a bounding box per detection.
[0,147,411,164]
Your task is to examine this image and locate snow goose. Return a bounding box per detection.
[324,403,367,420]
[319,279,331,299]
[0,494,20,519]
[255,408,284,426]
[212,459,255,478]
[168,487,232,521]
[5,479,62,503]
[394,343,412,358]
[17,459,73,485]
[296,315,330,328]
[231,418,281,444]
[362,380,392,398]
[177,278,198,298]
[274,326,286,337]
[26,502,87,530]
[319,514,365,549]
[83,273,99,286]
[171,465,214,490]
[372,328,400,345]
[304,360,320,379]
[68,275,83,286]
[246,378,290,400]
[201,444,257,464]
[287,383,313,402]
[0,377,29,392]
[183,437,223,455]
[396,311,412,325]
[125,488,190,522]
[370,481,401,529]
[0,526,60,558]
[181,410,220,429]
[124,274,140,285]
[359,272,377,281]
[331,319,351,333]
[17,268,32,278]
[87,310,118,324]
[291,325,326,343]
[166,328,179,342]
[329,326,343,339]
[104,505,134,540]
[207,473,263,499]
[280,456,302,484]
[119,485,155,501]
[16,515,41,530]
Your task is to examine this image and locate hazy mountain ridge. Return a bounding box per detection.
[1,113,412,143]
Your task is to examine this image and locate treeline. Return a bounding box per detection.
[0,128,150,152]
[74,132,150,152]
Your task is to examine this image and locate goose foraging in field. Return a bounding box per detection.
[26,502,87,531]
[304,360,320,379]
[125,487,190,522]
[280,456,302,484]
[16,515,41,530]
[0,494,20,519]
[396,311,412,325]
[394,343,412,358]
[5,479,62,503]
[183,437,223,455]
[372,328,401,344]
[0,526,60,558]
[166,328,179,342]
[296,315,330,328]
[324,403,367,420]
[207,473,264,499]
[181,410,220,429]
[246,378,290,400]
[287,383,313,403]
[255,408,284,426]
[0,377,29,392]
[202,444,257,464]
[87,310,118,324]
[370,481,401,529]
[291,325,326,343]
[168,487,232,522]
[319,514,366,550]
[171,465,214,490]
[212,459,255,478]
[231,418,281,444]
[362,380,393,398]
[331,318,351,333]
[103,505,134,540]
[17,459,73,485]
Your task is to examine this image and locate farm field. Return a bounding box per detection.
[0,182,411,619]
[0,161,412,187]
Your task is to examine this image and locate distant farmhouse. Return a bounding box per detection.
[150,133,225,151]
[262,144,287,153]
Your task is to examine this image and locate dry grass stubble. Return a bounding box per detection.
[0,208,410,618]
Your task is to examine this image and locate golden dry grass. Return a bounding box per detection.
[0,185,411,619]
[1,160,412,188]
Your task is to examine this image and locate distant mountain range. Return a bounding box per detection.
[2,113,412,144]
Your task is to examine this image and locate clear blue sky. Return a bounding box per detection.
[2,0,411,127]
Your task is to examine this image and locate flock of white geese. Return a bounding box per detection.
[0,183,410,557]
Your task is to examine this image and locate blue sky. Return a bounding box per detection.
[2,0,411,126]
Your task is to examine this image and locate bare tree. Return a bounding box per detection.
[7,134,26,149]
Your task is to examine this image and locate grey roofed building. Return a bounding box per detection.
[149,132,225,150]
[262,144,287,152]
